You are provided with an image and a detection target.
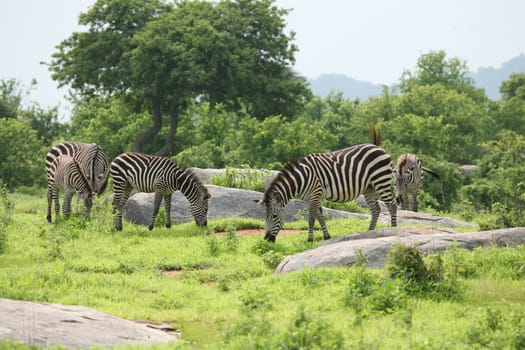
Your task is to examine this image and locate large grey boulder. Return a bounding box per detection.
[0,298,178,349]
[123,185,359,226]
[122,185,476,230]
[274,227,525,273]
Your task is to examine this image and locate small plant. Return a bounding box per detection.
[277,306,345,349]
[0,179,13,254]
[206,235,220,256]
[223,224,240,252]
[261,250,283,269]
[210,166,273,192]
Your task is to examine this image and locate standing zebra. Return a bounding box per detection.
[46,141,109,196]
[394,153,440,212]
[47,155,95,222]
[110,152,210,231]
[260,144,398,242]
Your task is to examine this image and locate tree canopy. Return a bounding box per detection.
[48,0,310,155]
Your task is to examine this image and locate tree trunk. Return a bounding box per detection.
[156,98,180,156]
[133,96,162,152]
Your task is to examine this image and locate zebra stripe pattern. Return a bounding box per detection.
[47,155,94,222]
[46,141,109,196]
[260,144,397,242]
[394,153,440,212]
[110,152,210,231]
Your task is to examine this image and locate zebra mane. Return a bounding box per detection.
[396,153,409,173]
[263,157,305,202]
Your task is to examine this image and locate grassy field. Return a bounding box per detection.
[1,192,525,349]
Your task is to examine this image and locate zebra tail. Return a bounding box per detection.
[422,167,441,179]
[370,123,381,146]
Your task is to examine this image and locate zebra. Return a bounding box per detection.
[47,155,95,222]
[110,152,210,231]
[46,141,109,197]
[260,143,398,242]
[394,153,440,212]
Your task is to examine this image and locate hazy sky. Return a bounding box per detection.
[1,0,524,118]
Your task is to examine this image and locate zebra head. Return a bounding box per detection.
[190,186,211,227]
[259,194,285,242]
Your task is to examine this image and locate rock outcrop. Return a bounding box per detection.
[0,298,179,349]
[122,185,476,229]
[274,227,525,273]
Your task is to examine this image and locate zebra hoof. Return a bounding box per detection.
[148,225,154,231]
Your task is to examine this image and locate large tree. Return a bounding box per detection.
[48,0,310,155]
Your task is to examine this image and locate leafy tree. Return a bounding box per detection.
[493,73,525,134]
[399,50,487,103]
[19,104,68,147]
[460,130,525,227]
[70,96,151,160]
[0,119,44,189]
[49,0,310,155]
[0,78,34,119]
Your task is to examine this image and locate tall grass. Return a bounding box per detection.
[1,192,525,349]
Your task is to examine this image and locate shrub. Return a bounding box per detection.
[0,179,13,254]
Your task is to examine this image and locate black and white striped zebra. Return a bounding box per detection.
[47,155,95,222]
[260,144,398,242]
[46,141,109,196]
[394,153,440,212]
[110,152,210,231]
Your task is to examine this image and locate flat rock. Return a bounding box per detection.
[0,298,179,349]
[274,227,525,273]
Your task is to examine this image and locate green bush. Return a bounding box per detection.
[210,166,273,192]
[0,179,13,254]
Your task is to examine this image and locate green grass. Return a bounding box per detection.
[1,192,525,349]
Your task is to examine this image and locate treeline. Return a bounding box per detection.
[0,0,524,229]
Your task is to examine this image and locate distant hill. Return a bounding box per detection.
[308,54,525,100]
[307,74,383,100]
[471,53,525,99]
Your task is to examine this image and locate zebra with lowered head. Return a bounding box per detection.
[46,141,109,196]
[110,152,210,231]
[260,143,398,242]
[47,155,95,222]
[394,153,440,212]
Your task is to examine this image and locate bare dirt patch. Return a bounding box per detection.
[217,228,302,236]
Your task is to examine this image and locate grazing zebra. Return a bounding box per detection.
[394,153,440,212]
[110,152,210,231]
[47,155,95,222]
[46,141,109,196]
[260,144,398,242]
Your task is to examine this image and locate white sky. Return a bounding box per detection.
[1,0,524,119]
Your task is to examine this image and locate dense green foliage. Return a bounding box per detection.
[1,194,525,349]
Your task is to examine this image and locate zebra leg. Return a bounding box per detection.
[63,191,74,219]
[112,185,131,231]
[84,196,93,219]
[363,188,380,231]
[411,188,419,212]
[54,190,61,220]
[307,202,319,242]
[47,188,53,222]
[387,201,397,228]
[317,206,331,240]
[150,191,164,231]
[401,192,409,211]
[164,194,172,228]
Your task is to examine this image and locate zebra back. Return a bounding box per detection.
[264,143,394,205]
[46,141,109,195]
[52,155,94,198]
[110,152,210,229]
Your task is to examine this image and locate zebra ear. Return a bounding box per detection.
[254,199,264,206]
